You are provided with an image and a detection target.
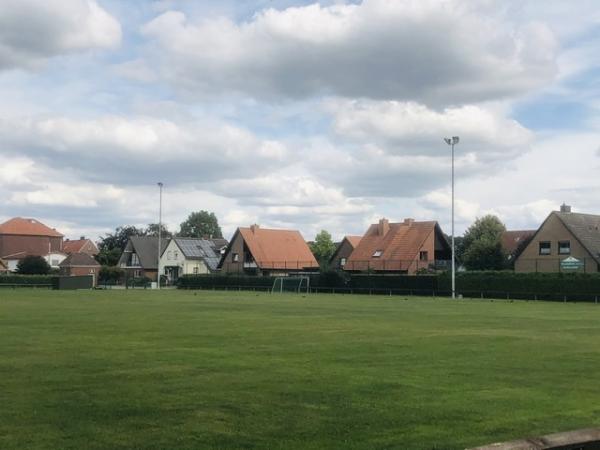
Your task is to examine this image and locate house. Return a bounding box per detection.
[329,235,362,269]
[514,204,600,273]
[345,218,452,274]
[63,237,99,256]
[0,217,65,271]
[118,236,169,281]
[219,224,319,276]
[59,253,101,286]
[160,237,228,284]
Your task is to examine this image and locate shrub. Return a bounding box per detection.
[17,256,51,275]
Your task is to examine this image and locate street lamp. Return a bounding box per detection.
[443,136,459,299]
[157,182,163,290]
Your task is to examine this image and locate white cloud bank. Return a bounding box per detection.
[139,0,557,104]
[0,0,121,70]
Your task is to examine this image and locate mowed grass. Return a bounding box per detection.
[1,291,600,450]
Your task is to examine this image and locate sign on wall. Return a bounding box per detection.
[561,256,584,270]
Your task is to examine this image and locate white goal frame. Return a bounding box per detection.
[271,276,310,294]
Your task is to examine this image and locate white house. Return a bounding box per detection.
[160,237,226,284]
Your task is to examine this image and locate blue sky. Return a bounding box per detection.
[0,0,599,242]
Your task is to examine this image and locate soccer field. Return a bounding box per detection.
[1,290,599,449]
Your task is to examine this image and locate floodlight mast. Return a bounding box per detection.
[157,182,163,290]
[443,137,459,299]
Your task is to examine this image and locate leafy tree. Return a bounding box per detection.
[462,215,508,270]
[99,266,125,284]
[179,211,223,238]
[145,223,172,238]
[17,255,51,275]
[97,225,146,266]
[310,230,337,269]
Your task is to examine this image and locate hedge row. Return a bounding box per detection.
[0,275,56,286]
[179,271,600,299]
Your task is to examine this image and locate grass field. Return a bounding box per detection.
[1,290,600,449]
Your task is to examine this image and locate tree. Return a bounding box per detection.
[145,223,172,238]
[179,211,223,238]
[462,215,507,270]
[17,256,51,275]
[310,230,337,269]
[97,225,146,266]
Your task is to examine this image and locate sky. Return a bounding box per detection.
[0,0,599,242]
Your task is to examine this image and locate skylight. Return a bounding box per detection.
[372,250,383,257]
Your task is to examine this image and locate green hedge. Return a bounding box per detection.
[0,275,56,287]
[179,271,600,301]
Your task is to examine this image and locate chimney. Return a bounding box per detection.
[560,203,572,213]
[378,218,389,236]
[80,236,85,240]
[403,218,415,226]
[250,224,260,234]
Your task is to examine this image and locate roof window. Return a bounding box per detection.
[372,250,383,257]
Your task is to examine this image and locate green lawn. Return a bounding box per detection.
[1,290,599,449]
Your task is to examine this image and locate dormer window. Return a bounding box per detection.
[372,250,383,257]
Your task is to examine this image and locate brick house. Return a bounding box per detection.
[63,237,99,256]
[0,217,64,271]
[514,204,600,273]
[118,236,169,281]
[329,235,362,270]
[59,253,101,286]
[345,218,452,274]
[219,225,319,276]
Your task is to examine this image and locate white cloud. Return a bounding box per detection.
[0,115,289,184]
[139,0,557,104]
[0,0,121,70]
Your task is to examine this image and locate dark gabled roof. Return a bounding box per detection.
[172,238,223,271]
[555,212,600,264]
[329,235,362,263]
[119,236,169,270]
[501,230,536,255]
[59,253,100,267]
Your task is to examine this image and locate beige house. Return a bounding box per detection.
[160,238,226,284]
[514,204,600,273]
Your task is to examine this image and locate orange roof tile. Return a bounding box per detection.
[63,239,99,255]
[238,226,319,270]
[347,219,439,271]
[0,217,63,237]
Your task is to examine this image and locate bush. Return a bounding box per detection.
[17,256,51,275]
[99,266,125,284]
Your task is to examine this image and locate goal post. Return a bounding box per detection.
[271,276,310,294]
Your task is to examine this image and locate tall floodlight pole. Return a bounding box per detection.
[443,137,459,299]
[157,182,163,290]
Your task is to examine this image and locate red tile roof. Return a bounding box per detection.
[345,235,362,249]
[238,225,319,270]
[501,230,535,255]
[347,219,439,271]
[0,217,63,237]
[63,239,99,255]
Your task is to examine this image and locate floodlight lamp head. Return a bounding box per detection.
[444,138,452,145]
[452,136,460,144]
[157,182,163,187]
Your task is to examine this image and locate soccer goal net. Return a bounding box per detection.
[271,276,310,294]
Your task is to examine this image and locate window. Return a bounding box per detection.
[167,251,172,260]
[131,253,140,266]
[558,241,571,255]
[193,267,199,274]
[539,241,551,255]
[419,251,428,261]
[134,270,141,277]
[340,257,347,267]
[232,253,240,262]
